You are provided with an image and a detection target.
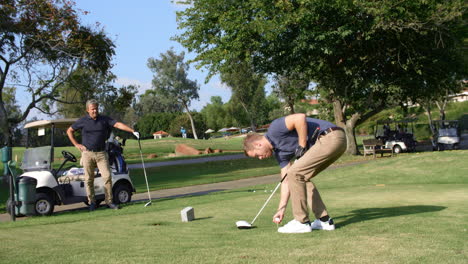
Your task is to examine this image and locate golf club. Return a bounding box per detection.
[236,175,287,229]
[138,139,152,207]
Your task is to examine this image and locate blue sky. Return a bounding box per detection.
[73,0,231,111]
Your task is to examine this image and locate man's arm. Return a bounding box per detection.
[113,122,140,139]
[285,113,308,148]
[67,127,87,152]
[273,163,291,223]
[113,122,135,133]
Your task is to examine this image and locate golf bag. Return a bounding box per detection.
[106,136,127,174]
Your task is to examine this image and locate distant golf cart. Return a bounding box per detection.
[432,120,460,151]
[7,119,135,216]
[374,119,417,154]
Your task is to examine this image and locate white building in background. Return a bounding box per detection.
[450,89,468,102]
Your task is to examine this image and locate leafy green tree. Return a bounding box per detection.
[168,112,207,139]
[55,68,137,120]
[220,61,268,131]
[0,0,115,145]
[135,89,184,116]
[175,0,466,154]
[264,93,283,122]
[135,112,181,138]
[272,72,309,114]
[201,96,229,131]
[0,86,21,144]
[147,49,200,139]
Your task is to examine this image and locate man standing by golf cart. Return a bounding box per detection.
[243,113,346,233]
[67,99,140,211]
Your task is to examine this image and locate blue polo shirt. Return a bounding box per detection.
[265,117,337,168]
[71,115,117,151]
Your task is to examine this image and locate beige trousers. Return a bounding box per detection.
[288,130,347,223]
[81,151,113,204]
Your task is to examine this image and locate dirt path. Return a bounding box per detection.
[128,154,246,169]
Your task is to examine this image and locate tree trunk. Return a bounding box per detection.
[239,101,257,132]
[182,102,198,140]
[287,96,295,114]
[332,100,360,155]
[0,101,12,146]
[435,100,447,121]
[422,103,436,138]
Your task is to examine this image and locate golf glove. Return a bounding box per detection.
[295,145,308,159]
[133,131,140,139]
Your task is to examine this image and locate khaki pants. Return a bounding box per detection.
[82,151,113,204]
[288,130,347,223]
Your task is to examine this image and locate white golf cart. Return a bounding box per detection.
[374,119,417,154]
[432,120,460,151]
[12,118,135,216]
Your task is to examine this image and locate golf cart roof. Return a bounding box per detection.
[434,120,458,124]
[376,118,418,125]
[24,118,78,129]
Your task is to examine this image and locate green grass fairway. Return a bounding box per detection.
[0,150,467,263]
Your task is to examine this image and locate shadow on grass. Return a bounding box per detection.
[334,205,446,228]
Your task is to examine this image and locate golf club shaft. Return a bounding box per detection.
[138,140,152,202]
[250,181,282,225]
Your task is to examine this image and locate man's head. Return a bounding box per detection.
[243,133,273,160]
[86,99,99,120]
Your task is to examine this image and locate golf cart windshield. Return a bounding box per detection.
[21,146,52,172]
[438,128,458,137]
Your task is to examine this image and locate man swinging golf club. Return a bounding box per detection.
[243,113,346,233]
[67,99,140,211]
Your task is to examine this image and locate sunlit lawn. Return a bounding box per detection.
[0,150,466,263]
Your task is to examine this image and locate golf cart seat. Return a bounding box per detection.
[58,175,86,183]
[58,167,86,183]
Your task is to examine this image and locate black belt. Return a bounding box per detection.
[88,148,105,152]
[320,127,344,136]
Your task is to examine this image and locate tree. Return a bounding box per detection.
[135,89,184,117]
[272,72,309,114]
[55,68,137,119]
[200,96,229,131]
[0,0,115,145]
[168,112,207,139]
[264,92,283,122]
[220,61,268,131]
[135,112,180,137]
[147,49,200,139]
[0,86,21,144]
[175,0,466,154]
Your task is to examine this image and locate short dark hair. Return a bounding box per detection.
[243,133,263,154]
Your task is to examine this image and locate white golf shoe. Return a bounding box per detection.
[311,218,335,230]
[278,219,312,233]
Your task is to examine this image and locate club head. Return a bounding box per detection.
[236,220,252,229]
[144,201,152,207]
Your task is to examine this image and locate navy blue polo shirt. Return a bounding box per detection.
[265,117,337,168]
[71,115,117,151]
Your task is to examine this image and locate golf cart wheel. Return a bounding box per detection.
[393,145,402,154]
[437,144,444,151]
[35,193,55,216]
[453,143,460,150]
[113,184,132,204]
